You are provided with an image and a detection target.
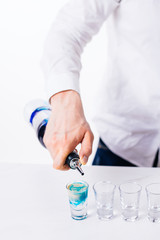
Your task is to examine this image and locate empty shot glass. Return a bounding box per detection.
[119,182,142,222]
[146,183,160,223]
[66,181,89,220]
[93,181,116,220]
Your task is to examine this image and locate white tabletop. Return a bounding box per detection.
[0,163,160,240]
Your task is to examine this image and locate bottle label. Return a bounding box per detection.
[30,106,50,124]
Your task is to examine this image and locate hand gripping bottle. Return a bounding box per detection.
[24,99,84,175]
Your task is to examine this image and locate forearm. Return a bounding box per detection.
[41,0,120,100]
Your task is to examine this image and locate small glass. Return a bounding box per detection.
[146,183,160,223]
[119,182,142,222]
[66,181,89,220]
[93,181,116,220]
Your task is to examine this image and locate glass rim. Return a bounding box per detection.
[66,180,89,193]
[119,182,142,194]
[145,183,160,195]
[93,180,116,192]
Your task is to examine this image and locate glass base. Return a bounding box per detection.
[71,213,87,220]
[97,207,113,221]
[70,206,87,220]
[122,216,138,222]
[98,215,113,221]
[122,207,138,222]
[148,208,160,223]
[148,216,160,223]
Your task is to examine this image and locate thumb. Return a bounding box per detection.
[79,130,94,165]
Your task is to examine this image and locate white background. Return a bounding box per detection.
[0,0,108,164]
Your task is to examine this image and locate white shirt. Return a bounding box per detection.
[41,0,160,167]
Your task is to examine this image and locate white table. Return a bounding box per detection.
[0,163,160,240]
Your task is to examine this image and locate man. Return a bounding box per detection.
[41,0,160,170]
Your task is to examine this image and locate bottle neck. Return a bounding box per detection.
[37,119,48,148]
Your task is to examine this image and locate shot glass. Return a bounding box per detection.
[119,182,142,222]
[146,183,160,223]
[93,181,116,220]
[66,181,89,220]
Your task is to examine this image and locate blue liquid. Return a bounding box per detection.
[68,182,88,206]
[68,182,87,192]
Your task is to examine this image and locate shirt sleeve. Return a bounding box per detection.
[41,0,121,100]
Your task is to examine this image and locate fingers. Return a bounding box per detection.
[79,129,94,165]
[45,140,73,171]
[44,131,80,171]
[52,153,70,171]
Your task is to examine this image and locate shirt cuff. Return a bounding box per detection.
[45,72,80,101]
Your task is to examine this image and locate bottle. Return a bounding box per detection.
[24,99,84,175]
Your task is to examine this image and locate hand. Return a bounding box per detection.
[43,90,94,170]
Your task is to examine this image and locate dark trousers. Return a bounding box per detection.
[92,139,159,167]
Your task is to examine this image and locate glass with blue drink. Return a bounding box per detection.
[66,181,89,220]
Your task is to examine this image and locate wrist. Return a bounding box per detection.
[50,90,80,106]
